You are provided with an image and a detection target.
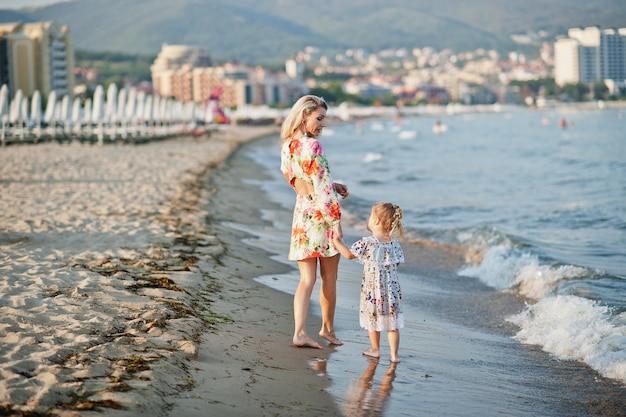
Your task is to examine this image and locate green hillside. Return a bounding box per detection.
[1,0,625,64]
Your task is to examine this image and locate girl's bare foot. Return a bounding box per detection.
[319,331,343,346]
[390,356,401,363]
[362,349,380,359]
[293,335,323,349]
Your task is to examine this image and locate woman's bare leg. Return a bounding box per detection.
[318,254,343,345]
[293,258,322,349]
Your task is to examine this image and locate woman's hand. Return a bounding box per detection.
[334,183,349,199]
[333,223,343,242]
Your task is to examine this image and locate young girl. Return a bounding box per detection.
[333,202,405,363]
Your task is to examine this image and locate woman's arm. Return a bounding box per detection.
[305,140,341,225]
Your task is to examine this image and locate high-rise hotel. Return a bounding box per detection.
[554,26,626,89]
[0,21,75,99]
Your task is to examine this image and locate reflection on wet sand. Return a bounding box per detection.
[343,359,398,417]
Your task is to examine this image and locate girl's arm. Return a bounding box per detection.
[333,225,356,259]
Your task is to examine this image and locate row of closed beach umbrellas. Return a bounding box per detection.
[0,83,211,145]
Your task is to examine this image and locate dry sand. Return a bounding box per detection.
[0,127,341,416]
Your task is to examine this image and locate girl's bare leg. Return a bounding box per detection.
[363,330,381,358]
[293,258,322,349]
[388,330,400,363]
[318,254,343,345]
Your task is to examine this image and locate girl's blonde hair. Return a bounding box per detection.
[280,95,328,142]
[373,201,404,237]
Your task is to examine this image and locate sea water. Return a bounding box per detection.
[230,105,625,415]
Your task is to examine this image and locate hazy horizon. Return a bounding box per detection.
[0,0,69,10]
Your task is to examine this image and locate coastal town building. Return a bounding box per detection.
[554,26,626,90]
[150,43,307,111]
[0,21,75,99]
[302,40,559,104]
[150,44,212,99]
[285,57,305,79]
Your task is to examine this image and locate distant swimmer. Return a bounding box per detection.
[560,118,567,129]
[433,119,447,135]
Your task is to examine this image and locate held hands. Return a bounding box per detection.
[334,183,349,199]
[333,223,343,243]
[332,223,355,260]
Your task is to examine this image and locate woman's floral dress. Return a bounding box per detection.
[280,135,342,260]
[350,236,405,331]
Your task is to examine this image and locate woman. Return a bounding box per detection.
[280,95,349,349]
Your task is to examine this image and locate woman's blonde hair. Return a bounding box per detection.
[373,202,404,237]
[280,95,328,142]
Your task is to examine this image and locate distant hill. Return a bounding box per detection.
[1,0,625,64]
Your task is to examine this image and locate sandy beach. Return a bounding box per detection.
[0,128,341,416]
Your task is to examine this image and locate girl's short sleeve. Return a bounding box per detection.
[350,237,372,264]
[392,239,405,265]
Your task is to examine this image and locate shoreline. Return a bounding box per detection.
[0,126,340,416]
[201,132,626,417]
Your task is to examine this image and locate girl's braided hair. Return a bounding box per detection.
[373,201,404,237]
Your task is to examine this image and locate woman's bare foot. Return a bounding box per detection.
[362,349,380,359]
[319,331,343,346]
[293,335,323,349]
[390,356,401,363]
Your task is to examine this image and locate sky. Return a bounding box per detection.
[0,0,69,9]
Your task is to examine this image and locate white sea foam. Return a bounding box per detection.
[514,263,587,300]
[457,234,626,385]
[363,152,383,163]
[398,130,417,139]
[458,244,587,299]
[507,295,626,385]
[458,245,536,290]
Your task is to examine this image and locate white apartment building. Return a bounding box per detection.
[0,21,75,99]
[554,26,626,87]
[285,57,305,79]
